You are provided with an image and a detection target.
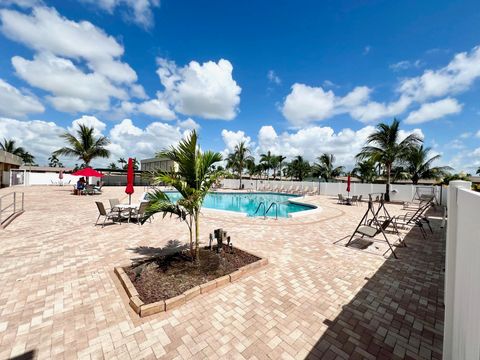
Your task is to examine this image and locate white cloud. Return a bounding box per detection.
[177,118,199,130]
[79,0,160,29]
[282,83,411,125]
[282,46,480,125]
[405,98,462,124]
[137,93,176,120]
[475,130,480,138]
[399,46,480,101]
[0,78,44,117]
[0,0,41,7]
[267,70,281,85]
[0,6,137,83]
[12,52,128,112]
[0,115,190,166]
[389,59,423,71]
[363,46,371,55]
[221,129,252,153]
[156,58,241,120]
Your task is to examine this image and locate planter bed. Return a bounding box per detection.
[115,246,268,317]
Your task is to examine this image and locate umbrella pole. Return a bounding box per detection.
[129,194,131,205]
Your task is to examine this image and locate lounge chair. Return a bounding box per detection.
[337,194,345,204]
[351,195,358,206]
[357,195,363,204]
[95,202,120,228]
[393,202,433,238]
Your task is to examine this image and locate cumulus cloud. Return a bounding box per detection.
[156,58,241,120]
[0,78,44,117]
[137,93,176,120]
[405,98,462,124]
[0,0,41,7]
[12,53,128,112]
[0,115,192,166]
[399,46,480,101]
[221,129,252,152]
[389,59,423,71]
[0,6,144,113]
[281,45,480,126]
[79,0,160,29]
[221,125,425,168]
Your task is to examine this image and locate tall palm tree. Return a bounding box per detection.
[352,159,377,183]
[404,145,452,184]
[260,151,274,180]
[289,156,311,181]
[118,157,127,169]
[313,153,344,182]
[53,124,110,167]
[356,119,422,201]
[276,155,287,181]
[21,152,36,166]
[144,131,222,261]
[226,141,253,189]
[48,154,63,167]
[0,138,25,156]
[107,162,119,170]
[245,158,257,178]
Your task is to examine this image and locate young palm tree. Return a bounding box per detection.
[313,153,344,182]
[404,145,452,184]
[245,158,257,178]
[276,155,287,181]
[352,159,377,183]
[260,151,274,180]
[0,138,25,156]
[107,162,119,170]
[356,119,422,201]
[54,124,110,167]
[118,157,127,169]
[476,167,480,175]
[144,131,223,261]
[226,141,253,189]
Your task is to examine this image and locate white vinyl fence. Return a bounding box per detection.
[443,180,480,359]
[221,179,444,204]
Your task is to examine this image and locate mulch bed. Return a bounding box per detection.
[125,246,260,304]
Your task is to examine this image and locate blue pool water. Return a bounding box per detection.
[164,192,315,218]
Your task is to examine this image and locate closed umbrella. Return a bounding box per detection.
[125,158,134,204]
[346,174,351,197]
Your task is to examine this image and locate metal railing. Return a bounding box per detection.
[0,192,24,226]
[254,201,266,218]
[265,202,278,220]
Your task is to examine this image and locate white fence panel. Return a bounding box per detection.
[444,180,480,359]
[26,172,77,186]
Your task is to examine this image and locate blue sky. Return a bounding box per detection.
[0,0,479,172]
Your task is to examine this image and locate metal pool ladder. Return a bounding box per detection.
[254,201,266,218]
[265,202,278,220]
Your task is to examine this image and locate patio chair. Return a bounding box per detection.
[351,195,358,206]
[131,202,151,225]
[393,201,433,238]
[358,195,363,204]
[95,202,120,228]
[337,194,345,204]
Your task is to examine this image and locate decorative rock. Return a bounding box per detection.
[165,294,186,311]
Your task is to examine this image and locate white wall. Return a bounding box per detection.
[25,172,77,186]
[221,179,442,203]
[444,181,480,359]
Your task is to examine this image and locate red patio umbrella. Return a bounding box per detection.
[72,167,104,177]
[125,158,134,204]
[346,174,351,197]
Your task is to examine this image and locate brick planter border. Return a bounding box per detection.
[114,249,268,318]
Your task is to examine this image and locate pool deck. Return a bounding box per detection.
[0,186,445,359]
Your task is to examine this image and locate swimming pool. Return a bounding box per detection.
[164,191,316,218]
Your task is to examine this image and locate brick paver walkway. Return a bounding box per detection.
[0,186,445,359]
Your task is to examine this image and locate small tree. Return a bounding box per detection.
[48,154,64,167]
[313,153,344,182]
[226,141,253,189]
[144,131,222,262]
[403,145,452,184]
[352,159,377,183]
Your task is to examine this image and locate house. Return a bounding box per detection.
[0,150,22,187]
[140,157,178,172]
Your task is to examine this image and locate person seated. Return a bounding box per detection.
[76,177,86,193]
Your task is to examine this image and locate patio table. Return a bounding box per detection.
[115,204,138,223]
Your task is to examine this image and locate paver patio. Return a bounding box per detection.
[0,186,444,359]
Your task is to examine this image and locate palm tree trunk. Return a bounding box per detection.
[188,215,194,259]
[194,211,200,263]
[385,163,391,202]
[239,169,242,189]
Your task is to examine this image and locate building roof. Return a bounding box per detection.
[20,166,73,172]
[0,150,22,166]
